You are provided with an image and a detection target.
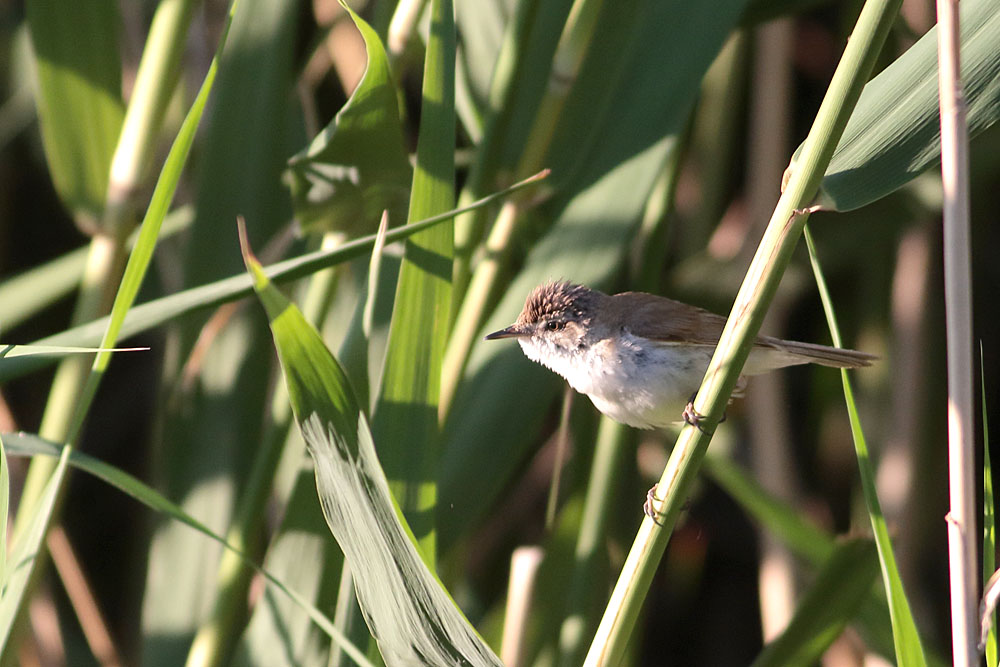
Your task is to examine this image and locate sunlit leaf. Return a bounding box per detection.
[241,230,500,666]
[817,0,1000,211]
[371,0,456,562]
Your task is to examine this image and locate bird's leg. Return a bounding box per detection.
[682,392,725,434]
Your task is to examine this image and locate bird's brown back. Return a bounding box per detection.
[608,291,874,368]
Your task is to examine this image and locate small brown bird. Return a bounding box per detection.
[486,281,874,429]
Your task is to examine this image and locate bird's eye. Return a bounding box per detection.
[546,320,563,332]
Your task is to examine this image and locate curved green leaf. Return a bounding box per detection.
[242,233,500,666]
[287,3,411,235]
[804,227,926,664]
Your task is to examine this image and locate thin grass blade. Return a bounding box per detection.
[0,345,146,360]
[804,226,927,665]
[0,445,68,652]
[0,173,546,386]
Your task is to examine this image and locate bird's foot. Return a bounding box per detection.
[644,483,664,525]
[682,393,725,435]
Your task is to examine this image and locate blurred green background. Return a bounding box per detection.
[0,0,998,664]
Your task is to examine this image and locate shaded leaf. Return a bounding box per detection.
[752,539,881,667]
[141,0,302,660]
[26,0,124,225]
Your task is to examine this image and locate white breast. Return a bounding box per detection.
[519,333,715,429]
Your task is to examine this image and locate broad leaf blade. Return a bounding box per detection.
[242,239,500,666]
[286,4,411,235]
[26,0,124,224]
[818,0,1000,211]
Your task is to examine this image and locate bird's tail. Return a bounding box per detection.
[759,337,876,369]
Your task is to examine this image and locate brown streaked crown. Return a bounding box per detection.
[517,281,597,327]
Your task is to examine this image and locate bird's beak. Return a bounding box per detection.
[485,324,529,340]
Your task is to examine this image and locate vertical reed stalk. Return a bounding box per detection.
[936,0,977,663]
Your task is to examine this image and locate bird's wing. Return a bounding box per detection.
[610,292,729,345]
[612,292,875,369]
